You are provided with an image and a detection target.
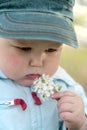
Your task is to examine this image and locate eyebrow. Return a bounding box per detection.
[11,39,62,48]
[11,40,31,47]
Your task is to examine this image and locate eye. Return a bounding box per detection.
[45,48,57,52]
[18,47,32,51]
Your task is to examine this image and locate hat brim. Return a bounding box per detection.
[0,11,78,48]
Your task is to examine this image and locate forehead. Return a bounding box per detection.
[0,38,62,47]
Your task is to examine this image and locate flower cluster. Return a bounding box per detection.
[32,74,62,101]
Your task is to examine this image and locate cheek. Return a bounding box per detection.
[0,52,22,78]
[45,54,61,76]
[0,47,27,80]
[4,53,24,72]
[6,53,20,67]
[1,53,25,79]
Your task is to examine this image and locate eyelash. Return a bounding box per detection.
[45,49,57,52]
[17,47,57,53]
[18,47,31,51]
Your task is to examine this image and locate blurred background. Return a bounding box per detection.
[60,0,87,94]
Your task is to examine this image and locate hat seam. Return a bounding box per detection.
[0,25,76,42]
[4,12,73,32]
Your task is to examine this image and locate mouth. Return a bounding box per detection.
[25,74,41,80]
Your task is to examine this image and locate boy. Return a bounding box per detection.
[0,0,87,130]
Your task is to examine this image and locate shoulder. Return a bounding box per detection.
[52,66,86,96]
[0,78,25,98]
[53,66,77,86]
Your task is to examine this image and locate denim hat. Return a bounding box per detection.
[0,0,78,48]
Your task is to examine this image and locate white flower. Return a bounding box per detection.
[32,74,62,101]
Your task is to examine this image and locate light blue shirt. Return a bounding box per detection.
[0,67,87,130]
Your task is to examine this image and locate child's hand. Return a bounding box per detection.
[52,91,87,130]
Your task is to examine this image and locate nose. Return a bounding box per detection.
[29,53,45,67]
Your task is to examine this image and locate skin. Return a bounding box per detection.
[52,91,87,130]
[0,38,63,86]
[0,38,87,130]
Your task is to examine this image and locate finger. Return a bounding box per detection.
[60,111,74,122]
[58,96,75,105]
[52,91,77,100]
[58,102,74,113]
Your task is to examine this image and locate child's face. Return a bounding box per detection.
[0,38,63,86]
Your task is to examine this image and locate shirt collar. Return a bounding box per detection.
[0,70,8,79]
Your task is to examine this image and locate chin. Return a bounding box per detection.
[18,81,33,87]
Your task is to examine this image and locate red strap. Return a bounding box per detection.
[14,99,27,110]
[32,92,42,105]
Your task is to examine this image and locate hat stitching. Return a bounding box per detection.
[4,12,73,32]
[0,25,76,41]
[5,10,65,20]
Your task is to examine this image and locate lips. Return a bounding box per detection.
[25,74,41,80]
